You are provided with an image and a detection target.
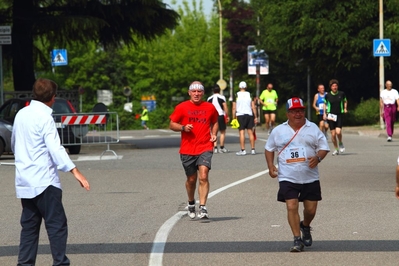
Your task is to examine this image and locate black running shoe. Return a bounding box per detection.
[290,237,304,252]
[300,221,313,247]
[187,204,196,219]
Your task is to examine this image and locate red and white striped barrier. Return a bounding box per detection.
[61,114,106,125]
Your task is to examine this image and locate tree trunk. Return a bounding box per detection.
[12,0,35,91]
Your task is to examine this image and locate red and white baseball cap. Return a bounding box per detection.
[286,97,305,110]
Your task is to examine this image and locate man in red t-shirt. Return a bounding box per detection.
[169,81,219,220]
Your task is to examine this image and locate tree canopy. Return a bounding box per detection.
[250,0,399,103]
[0,0,180,91]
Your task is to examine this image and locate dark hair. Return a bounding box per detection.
[32,78,57,102]
[329,79,339,88]
[213,84,221,93]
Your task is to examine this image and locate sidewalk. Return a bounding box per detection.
[251,124,395,139]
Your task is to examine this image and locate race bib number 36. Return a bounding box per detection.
[285,147,306,163]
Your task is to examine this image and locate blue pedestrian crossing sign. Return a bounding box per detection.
[51,49,68,66]
[373,39,391,57]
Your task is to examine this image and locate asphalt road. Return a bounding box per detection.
[0,127,398,266]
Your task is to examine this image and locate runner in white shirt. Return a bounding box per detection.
[207,84,229,153]
[265,97,329,253]
[232,81,257,155]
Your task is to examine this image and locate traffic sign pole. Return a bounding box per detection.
[379,0,384,129]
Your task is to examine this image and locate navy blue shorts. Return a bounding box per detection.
[277,181,322,202]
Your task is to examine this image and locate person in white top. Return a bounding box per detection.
[12,78,90,266]
[265,97,329,252]
[380,80,399,141]
[232,81,257,155]
[207,84,229,153]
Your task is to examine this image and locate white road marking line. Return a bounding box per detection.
[0,162,15,166]
[75,155,123,161]
[148,169,269,266]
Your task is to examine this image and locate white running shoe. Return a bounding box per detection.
[251,149,256,155]
[214,148,218,154]
[387,136,392,142]
[219,147,229,153]
[332,150,339,156]
[339,143,345,153]
[236,150,246,156]
[198,206,209,219]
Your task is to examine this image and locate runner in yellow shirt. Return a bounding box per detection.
[258,83,278,134]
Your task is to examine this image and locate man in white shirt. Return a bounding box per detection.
[380,80,399,141]
[12,78,90,266]
[207,84,229,153]
[265,97,329,252]
[232,81,257,155]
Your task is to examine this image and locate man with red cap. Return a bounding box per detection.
[264,97,329,252]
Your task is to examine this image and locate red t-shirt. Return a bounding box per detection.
[170,100,218,155]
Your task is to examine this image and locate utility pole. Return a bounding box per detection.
[379,0,384,129]
[217,0,223,81]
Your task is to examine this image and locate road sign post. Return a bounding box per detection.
[373,41,391,129]
[373,39,390,57]
[51,49,68,73]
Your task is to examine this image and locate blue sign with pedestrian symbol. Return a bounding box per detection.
[373,39,391,57]
[51,49,68,66]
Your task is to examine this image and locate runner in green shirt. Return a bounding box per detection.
[258,83,278,134]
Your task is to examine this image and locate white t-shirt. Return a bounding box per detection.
[235,91,253,116]
[265,119,330,184]
[207,94,226,116]
[380,89,399,105]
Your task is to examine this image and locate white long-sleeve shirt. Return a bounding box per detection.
[12,100,76,199]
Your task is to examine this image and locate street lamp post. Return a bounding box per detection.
[217,0,223,81]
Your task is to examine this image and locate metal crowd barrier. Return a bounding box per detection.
[53,111,120,158]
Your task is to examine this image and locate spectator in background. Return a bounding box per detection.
[12,78,90,266]
[380,80,399,142]
[207,84,229,153]
[141,105,149,130]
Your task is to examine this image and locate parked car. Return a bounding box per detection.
[0,119,13,156]
[0,97,83,156]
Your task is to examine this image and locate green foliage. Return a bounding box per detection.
[250,0,399,103]
[350,98,380,126]
[146,107,175,129]
[44,1,224,130]
[3,0,180,91]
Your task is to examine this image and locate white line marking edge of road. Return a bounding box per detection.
[148,169,269,266]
